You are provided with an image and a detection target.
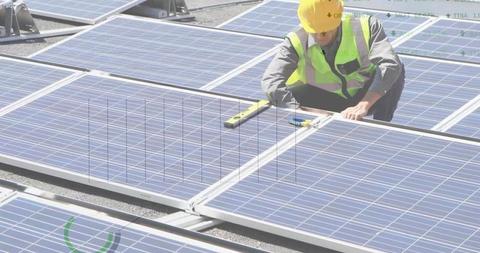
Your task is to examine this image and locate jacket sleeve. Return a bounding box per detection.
[367,16,403,94]
[261,38,299,108]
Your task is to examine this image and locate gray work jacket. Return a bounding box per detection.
[261,16,403,107]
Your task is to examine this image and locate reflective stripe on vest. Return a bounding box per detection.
[286,13,376,99]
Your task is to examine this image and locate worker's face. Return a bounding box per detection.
[312,28,338,47]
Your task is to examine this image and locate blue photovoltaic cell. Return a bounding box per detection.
[204,119,480,253]
[0,197,216,253]
[397,19,480,64]
[0,58,74,109]
[212,56,272,100]
[447,108,480,138]
[26,0,145,23]
[0,75,301,202]
[393,56,480,129]
[33,16,281,89]
[220,0,429,40]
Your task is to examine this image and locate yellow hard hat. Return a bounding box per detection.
[298,0,344,33]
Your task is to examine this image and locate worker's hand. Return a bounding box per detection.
[341,102,370,121]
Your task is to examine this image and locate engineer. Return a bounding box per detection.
[262,0,405,121]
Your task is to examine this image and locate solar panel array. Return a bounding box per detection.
[392,56,480,129]
[3,0,479,252]
[25,0,146,24]
[0,58,75,109]
[0,74,301,204]
[447,107,480,138]
[0,196,219,253]
[200,119,480,253]
[32,16,281,90]
[220,0,430,40]
[397,19,480,64]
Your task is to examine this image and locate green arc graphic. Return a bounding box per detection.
[64,217,119,253]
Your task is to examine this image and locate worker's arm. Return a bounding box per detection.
[261,38,299,108]
[342,16,403,120]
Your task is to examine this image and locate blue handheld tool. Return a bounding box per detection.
[289,117,312,127]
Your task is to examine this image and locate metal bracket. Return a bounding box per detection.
[155,211,223,231]
[126,0,193,20]
[0,0,38,38]
[0,25,89,43]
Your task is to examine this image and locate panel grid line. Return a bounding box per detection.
[399,154,480,252]
[294,130,394,229]
[0,75,300,205]
[361,142,476,246]
[205,187,478,252]
[203,120,480,252]
[325,132,424,237]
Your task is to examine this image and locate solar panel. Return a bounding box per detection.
[393,56,480,129]
[212,56,272,100]
[198,119,480,253]
[0,195,230,253]
[447,107,480,138]
[31,16,281,90]
[396,19,480,64]
[0,57,76,110]
[219,0,430,40]
[25,0,146,24]
[0,74,304,209]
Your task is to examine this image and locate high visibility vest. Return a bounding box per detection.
[286,13,376,99]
